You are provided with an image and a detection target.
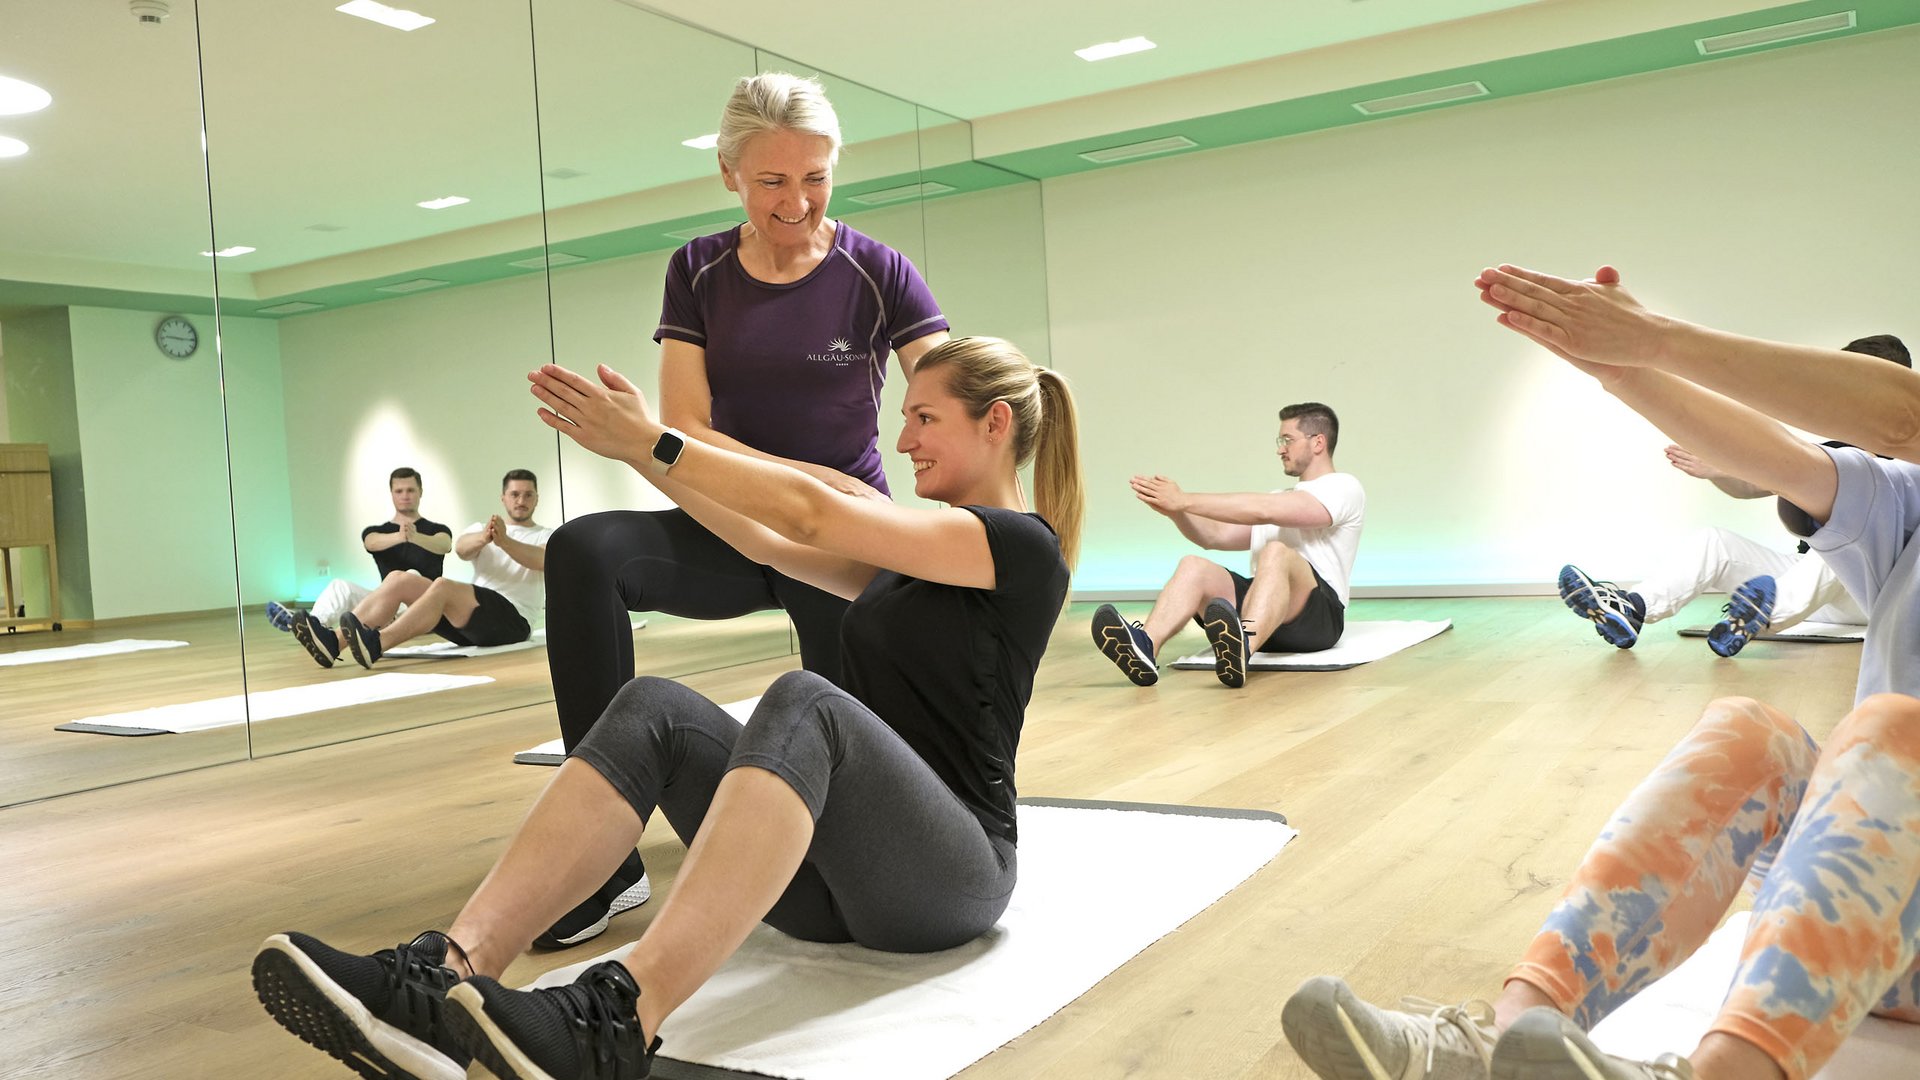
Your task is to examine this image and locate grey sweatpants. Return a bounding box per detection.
[571,670,1018,953]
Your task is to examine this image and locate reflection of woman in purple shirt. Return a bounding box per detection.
[541,73,949,942]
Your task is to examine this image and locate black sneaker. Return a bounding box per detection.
[341,612,383,669]
[535,850,652,950]
[252,930,471,1080]
[447,960,661,1080]
[1201,598,1249,688]
[292,613,340,670]
[1090,603,1158,686]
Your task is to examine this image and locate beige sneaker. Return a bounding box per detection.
[1282,975,1499,1079]
[1490,1007,1696,1080]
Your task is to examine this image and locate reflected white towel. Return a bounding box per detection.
[0,638,187,667]
[57,672,493,734]
[1172,619,1452,671]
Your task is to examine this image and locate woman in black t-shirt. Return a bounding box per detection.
[252,338,1084,1080]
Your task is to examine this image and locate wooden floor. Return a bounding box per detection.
[0,597,1865,1079]
[1,609,796,806]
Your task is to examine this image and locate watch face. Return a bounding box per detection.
[156,316,198,359]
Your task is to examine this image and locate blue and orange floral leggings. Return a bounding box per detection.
[1509,694,1920,1080]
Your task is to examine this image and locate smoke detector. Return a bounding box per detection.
[130,1,171,24]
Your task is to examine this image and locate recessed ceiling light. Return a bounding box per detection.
[0,136,27,159]
[417,195,470,210]
[1352,81,1489,116]
[662,220,744,241]
[1077,135,1196,164]
[681,133,720,150]
[1075,36,1155,62]
[846,181,957,206]
[374,278,449,294]
[507,252,587,270]
[199,246,256,257]
[336,0,434,31]
[0,75,52,117]
[1696,11,1856,55]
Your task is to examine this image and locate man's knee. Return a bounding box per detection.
[1253,541,1299,572]
[1172,554,1221,581]
[382,570,412,585]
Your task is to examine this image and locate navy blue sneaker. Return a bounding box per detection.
[292,613,340,669]
[266,600,299,633]
[341,612,383,669]
[1708,574,1776,657]
[447,960,660,1080]
[1091,603,1158,686]
[252,930,471,1080]
[1201,598,1249,689]
[1558,565,1644,649]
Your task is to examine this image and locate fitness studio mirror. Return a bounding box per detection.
[197,0,567,759]
[0,4,247,806]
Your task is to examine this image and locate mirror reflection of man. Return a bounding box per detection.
[292,470,552,668]
[265,467,454,634]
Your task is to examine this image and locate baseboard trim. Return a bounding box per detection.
[1072,582,1556,603]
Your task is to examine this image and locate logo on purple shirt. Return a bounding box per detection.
[808,335,870,366]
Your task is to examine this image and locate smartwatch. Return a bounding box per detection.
[650,427,687,473]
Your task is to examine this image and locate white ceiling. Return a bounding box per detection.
[0,0,1823,298]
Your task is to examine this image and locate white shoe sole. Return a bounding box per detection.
[252,934,464,1080]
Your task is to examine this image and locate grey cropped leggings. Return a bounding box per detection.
[571,670,1018,953]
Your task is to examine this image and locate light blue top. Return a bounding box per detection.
[1809,445,1920,703]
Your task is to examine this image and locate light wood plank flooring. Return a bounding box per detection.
[0,597,1865,1078]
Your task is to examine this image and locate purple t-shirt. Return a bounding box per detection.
[654,222,948,493]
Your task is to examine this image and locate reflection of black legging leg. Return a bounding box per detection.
[545,508,849,749]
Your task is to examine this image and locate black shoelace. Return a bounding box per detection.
[552,964,653,1080]
[382,934,463,1042]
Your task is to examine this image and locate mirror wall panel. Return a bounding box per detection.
[198,0,564,757]
[0,5,244,804]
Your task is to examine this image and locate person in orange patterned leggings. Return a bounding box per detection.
[1281,266,1920,1080]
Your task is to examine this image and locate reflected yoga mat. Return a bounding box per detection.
[1589,911,1920,1079]
[515,695,760,765]
[527,799,1297,1080]
[0,638,188,667]
[386,620,646,660]
[56,672,494,736]
[1678,620,1866,643]
[1172,619,1452,672]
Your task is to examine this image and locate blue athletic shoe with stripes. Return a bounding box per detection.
[266,600,298,633]
[1707,574,1775,657]
[1558,564,1644,649]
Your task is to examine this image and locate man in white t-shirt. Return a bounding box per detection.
[292,470,554,669]
[1092,402,1367,689]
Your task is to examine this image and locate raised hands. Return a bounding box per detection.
[529,363,658,463]
[1130,474,1189,515]
[1475,264,1674,374]
[1664,444,1724,481]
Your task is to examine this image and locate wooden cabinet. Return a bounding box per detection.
[0,443,60,632]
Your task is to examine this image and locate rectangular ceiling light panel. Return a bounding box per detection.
[1696,11,1855,55]
[1352,81,1489,115]
[374,278,449,294]
[257,301,325,315]
[337,1,435,31]
[507,253,587,270]
[1077,135,1197,164]
[846,181,957,206]
[663,220,743,241]
[1076,37,1156,62]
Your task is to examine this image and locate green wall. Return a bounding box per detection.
[1,310,92,620]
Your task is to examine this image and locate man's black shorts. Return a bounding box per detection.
[434,585,530,647]
[1198,561,1345,653]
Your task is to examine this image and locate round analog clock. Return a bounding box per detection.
[155,315,198,359]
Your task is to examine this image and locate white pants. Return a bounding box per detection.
[1632,526,1865,628]
[311,579,372,626]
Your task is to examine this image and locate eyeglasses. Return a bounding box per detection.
[1276,433,1321,448]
